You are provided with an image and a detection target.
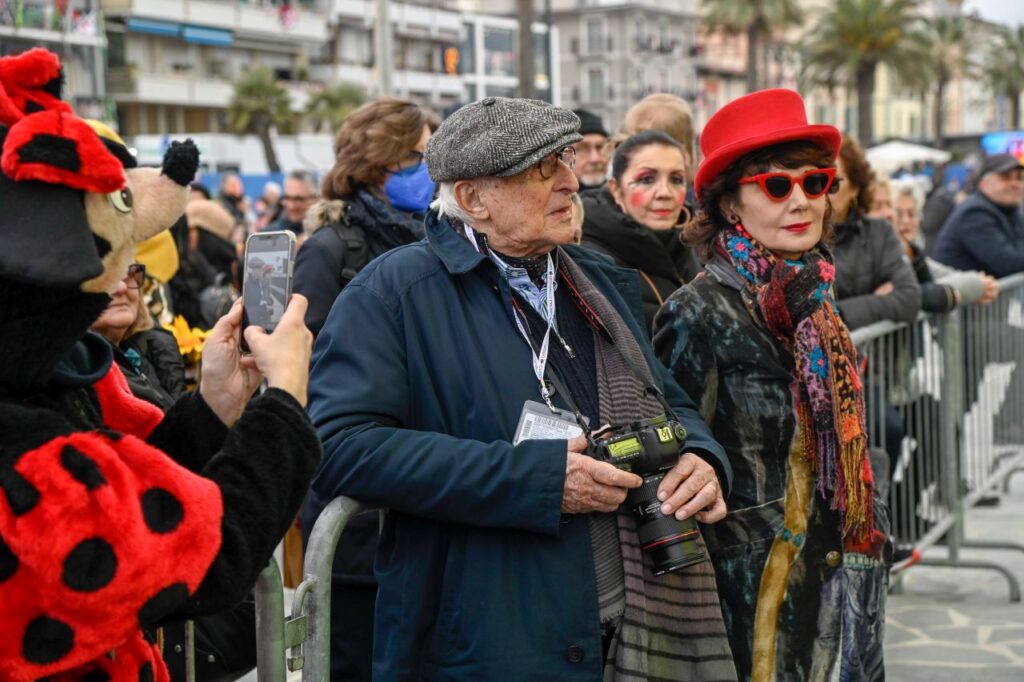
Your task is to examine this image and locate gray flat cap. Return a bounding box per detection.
[425,97,582,182]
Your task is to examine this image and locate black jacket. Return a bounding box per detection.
[932,191,1024,277]
[907,243,958,314]
[831,213,921,330]
[292,191,425,337]
[579,187,700,333]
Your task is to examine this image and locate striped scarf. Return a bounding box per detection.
[559,252,737,682]
[714,225,876,545]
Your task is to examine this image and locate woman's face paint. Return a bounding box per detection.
[610,144,688,232]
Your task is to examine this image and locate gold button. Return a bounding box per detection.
[825,550,842,567]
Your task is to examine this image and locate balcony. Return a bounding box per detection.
[312,63,463,99]
[329,0,459,40]
[101,0,328,43]
[108,67,309,111]
[0,0,104,45]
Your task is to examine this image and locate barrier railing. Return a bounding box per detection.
[252,496,364,681]
[852,272,1024,601]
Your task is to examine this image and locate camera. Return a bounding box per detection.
[588,415,707,576]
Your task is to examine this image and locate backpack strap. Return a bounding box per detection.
[324,217,370,288]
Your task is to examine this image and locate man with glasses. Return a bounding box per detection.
[268,170,319,237]
[306,97,732,681]
[571,108,611,190]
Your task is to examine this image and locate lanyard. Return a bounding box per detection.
[505,253,558,411]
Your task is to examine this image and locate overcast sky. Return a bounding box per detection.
[962,0,1024,28]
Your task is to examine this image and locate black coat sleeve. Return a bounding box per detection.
[147,391,230,473]
[166,388,321,617]
[142,328,188,400]
[836,222,921,329]
[292,230,344,337]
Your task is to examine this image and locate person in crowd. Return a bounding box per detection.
[169,199,239,329]
[190,181,212,202]
[921,162,957,254]
[580,131,696,332]
[0,46,319,680]
[653,88,889,681]
[254,180,283,232]
[217,171,248,227]
[90,263,183,410]
[868,174,893,223]
[268,171,318,237]
[933,153,1024,277]
[830,135,921,330]
[307,97,736,681]
[293,97,439,337]
[885,179,999,311]
[621,93,695,165]
[571,108,611,190]
[292,96,438,682]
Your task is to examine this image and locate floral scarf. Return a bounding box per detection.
[715,224,877,546]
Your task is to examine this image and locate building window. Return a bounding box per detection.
[484,26,515,77]
[586,17,603,55]
[339,26,372,66]
[460,22,476,74]
[487,85,517,98]
[587,67,604,102]
[398,38,436,72]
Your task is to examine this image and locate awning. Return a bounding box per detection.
[181,25,233,47]
[124,17,180,38]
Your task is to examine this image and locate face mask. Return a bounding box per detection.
[384,161,436,213]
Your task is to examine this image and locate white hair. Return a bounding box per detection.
[431,181,476,225]
[890,178,926,213]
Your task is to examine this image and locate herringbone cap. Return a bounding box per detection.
[425,97,582,182]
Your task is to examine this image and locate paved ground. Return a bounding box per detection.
[885,476,1024,681]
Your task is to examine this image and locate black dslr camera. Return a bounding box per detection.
[588,415,707,576]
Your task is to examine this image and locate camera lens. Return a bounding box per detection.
[626,473,706,576]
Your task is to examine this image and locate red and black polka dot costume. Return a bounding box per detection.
[0,48,321,681]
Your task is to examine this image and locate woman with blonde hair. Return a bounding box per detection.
[293,97,439,336]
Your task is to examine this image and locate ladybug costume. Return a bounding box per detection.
[0,49,320,681]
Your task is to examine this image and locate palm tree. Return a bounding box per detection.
[305,82,365,133]
[801,0,930,146]
[226,65,293,174]
[982,25,1024,130]
[922,15,972,148]
[702,0,803,93]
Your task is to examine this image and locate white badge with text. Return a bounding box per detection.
[513,400,586,445]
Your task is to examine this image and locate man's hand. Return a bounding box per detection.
[656,453,727,523]
[979,274,999,305]
[562,435,642,514]
[200,298,263,427]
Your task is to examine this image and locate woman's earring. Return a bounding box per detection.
[677,205,692,229]
[728,213,740,224]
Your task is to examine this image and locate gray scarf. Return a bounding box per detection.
[559,251,737,682]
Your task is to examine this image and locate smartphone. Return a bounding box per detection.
[241,230,296,352]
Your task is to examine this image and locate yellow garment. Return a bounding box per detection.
[136,231,180,282]
[83,119,127,147]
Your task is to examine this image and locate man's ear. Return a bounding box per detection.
[454,180,490,222]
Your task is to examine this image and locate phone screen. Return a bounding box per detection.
[243,231,295,335]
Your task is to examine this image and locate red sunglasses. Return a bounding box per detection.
[738,167,837,201]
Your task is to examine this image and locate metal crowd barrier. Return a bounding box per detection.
[252,496,364,681]
[852,272,1024,601]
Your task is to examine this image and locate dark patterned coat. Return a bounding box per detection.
[653,258,890,682]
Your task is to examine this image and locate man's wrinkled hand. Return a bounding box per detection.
[656,453,727,523]
[562,434,642,514]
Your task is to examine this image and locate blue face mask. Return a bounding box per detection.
[384,161,436,213]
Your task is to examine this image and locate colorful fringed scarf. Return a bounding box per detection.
[714,224,876,544]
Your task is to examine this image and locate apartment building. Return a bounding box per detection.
[101,0,330,136]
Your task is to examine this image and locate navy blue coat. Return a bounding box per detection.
[307,212,730,681]
[932,191,1024,277]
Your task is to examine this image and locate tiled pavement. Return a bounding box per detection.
[885,476,1024,681]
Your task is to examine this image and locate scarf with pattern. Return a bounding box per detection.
[714,224,876,545]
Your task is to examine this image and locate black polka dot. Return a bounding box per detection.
[0,534,18,583]
[138,662,154,682]
[83,671,112,682]
[2,469,39,516]
[138,583,188,626]
[141,488,184,534]
[98,428,123,442]
[60,445,107,491]
[62,538,117,592]
[22,615,74,664]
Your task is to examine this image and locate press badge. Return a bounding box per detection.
[513,400,587,445]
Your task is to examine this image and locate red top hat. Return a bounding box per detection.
[694,88,840,197]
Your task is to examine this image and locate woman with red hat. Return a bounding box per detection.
[653,89,889,681]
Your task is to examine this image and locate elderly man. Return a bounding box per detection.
[572,108,611,189]
[268,170,318,236]
[933,153,1024,277]
[307,98,736,681]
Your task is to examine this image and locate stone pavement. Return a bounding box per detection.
[885,476,1024,681]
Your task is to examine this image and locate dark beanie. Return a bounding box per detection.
[572,109,608,138]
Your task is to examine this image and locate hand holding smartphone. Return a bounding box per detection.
[241,230,297,352]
